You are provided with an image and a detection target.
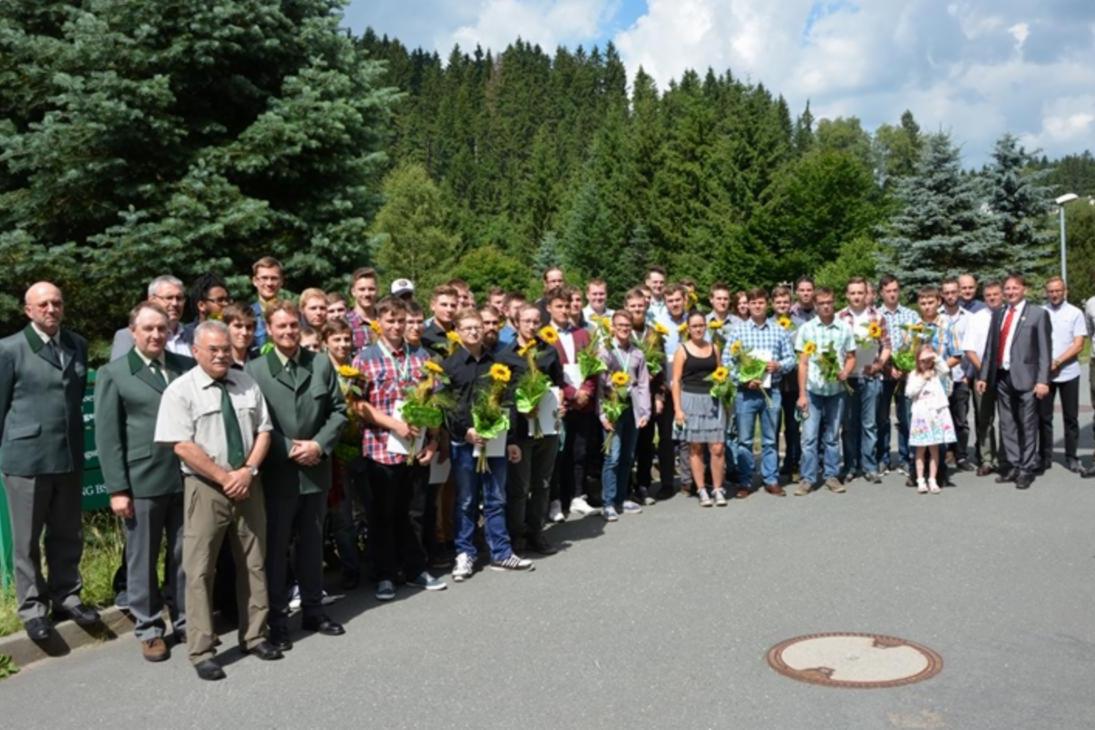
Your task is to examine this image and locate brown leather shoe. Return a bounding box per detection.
[764,485,786,497]
[142,637,169,663]
[976,465,995,477]
[735,489,751,499]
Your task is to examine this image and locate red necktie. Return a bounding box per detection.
[996,306,1016,368]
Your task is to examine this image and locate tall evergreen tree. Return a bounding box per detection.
[879,133,1001,287]
[987,133,1055,277]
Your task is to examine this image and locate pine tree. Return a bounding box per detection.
[879,133,1001,287]
[987,133,1055,277]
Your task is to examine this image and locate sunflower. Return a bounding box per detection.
[611,371,630,388]
[802,341,818,357]
[910,323,925,334]
[517,340,536,357]
[369,319,382,335]
[337,364,362,379]
[711,366,729,383]
[653,322,669,336]
[538,326,559,345]
[730,340,743,357]
[708,319,725,330]
[446,330,462,343]
[866,320,883,340]
[489,363,511,383]
[424,360,444,375]
[777,315,793,330]
[677,322,688,335]
[687,290,699,308]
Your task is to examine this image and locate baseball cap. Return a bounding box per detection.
[390,278,415,296]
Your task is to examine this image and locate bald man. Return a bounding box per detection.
[1,282,98,641]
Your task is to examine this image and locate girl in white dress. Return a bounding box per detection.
[906,346,956,494]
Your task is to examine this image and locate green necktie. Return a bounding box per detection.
[215,380,246,469]
[285,358,297,388]
[149,359,167,385]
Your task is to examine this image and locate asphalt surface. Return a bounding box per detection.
[3,390,1095,729]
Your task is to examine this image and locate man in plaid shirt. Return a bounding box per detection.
[345,267,379,355]
[835,277,891,484]
[725,288,796,496]
[353,296,446,601]
[877,275,920,474]
[793,287,856,495]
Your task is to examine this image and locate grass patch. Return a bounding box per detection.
[0,653,18,678]
[0,511,125,637]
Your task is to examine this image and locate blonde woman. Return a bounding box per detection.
[672,311,727,506]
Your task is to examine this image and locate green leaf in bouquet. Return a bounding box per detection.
[472,411,510,440]
[514,371,550,414]
[401,402,445,429]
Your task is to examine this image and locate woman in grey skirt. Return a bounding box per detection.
[671,311,728,506]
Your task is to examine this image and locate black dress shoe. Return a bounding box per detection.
[24,617,53,641]
[976,465,995,477]
[194,660,227,681]
[241,640,284,660]
[995,469,1018,484]
[1082,465,1095,479]
[1015,473,1033,490]
[53,603,100,626]
[956,460,975,472]
[301,615,345,636]
[1065,459,1083,474]
[268,625,293,652]
[526,538,559,556]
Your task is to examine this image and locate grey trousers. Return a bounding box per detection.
[507,435,560,541]
[264,489,326,627]
[125,493,185,641]
[2,472,83,621]
[972,386,998,469]
[996,372,1039,475]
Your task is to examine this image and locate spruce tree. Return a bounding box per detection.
[987,133,1055,277]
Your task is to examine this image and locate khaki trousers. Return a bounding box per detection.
[182,476,269,665]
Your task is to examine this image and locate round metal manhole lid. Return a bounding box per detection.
[767,632,943,688]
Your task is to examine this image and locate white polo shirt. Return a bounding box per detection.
[1045,300,1086,383]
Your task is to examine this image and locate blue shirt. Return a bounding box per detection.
[879,304,920,350]
[794,318,856,396]
[723,318,796,386]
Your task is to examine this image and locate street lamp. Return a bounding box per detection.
[1056,192,1079,284]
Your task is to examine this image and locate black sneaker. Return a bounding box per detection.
[489,555,535,572]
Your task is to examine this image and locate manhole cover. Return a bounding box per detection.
[767,632,943,688]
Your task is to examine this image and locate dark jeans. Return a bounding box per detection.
[636,396,675,495]
[778,372,801,473]
[365,460,428,582]
[1039,376,1080,464]
[877,377,910,469]
[948,381,971,462]
[507,435,559,541]
[558,411,595,507]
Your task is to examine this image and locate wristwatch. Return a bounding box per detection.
[247,464,259,477]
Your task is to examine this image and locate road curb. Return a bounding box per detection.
[0,607,134,671]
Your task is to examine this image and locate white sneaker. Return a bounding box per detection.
[288,583,301,610]
[916,479,928,494]
[714,488,728,507]
[569,496,594,516]
[548,500,565,523]
[621,500,643,515]
[698,487,713,507]
[452,552,473,582]
[928,479,941,494]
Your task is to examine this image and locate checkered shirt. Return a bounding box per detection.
[354,342,429,465]
[723,318,796,385]
[879,304,919,350]
[794,317,856,396]
[345,309,377,355]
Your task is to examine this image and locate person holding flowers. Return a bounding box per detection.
[772,285,802,480]
[836,277,891,485]
[353,296,447,600]
[794,287,856,496]
[672,311,728,506]
[598,311,651,521]
[876,275,920,476]
[628,288,673,504]
[726,288,796,498]
[501,304,566,554]
[906,345,956,493]
[441,309,534,581]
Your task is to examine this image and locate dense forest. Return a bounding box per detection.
[1,1,1093,348]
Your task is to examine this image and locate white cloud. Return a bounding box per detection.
[449,0,618,54]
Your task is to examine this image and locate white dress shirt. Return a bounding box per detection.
[999,300,1026,371]
[1046,300,1086,383]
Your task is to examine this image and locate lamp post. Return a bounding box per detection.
[1056,193,1079,284]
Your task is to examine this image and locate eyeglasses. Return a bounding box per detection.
[203,296,233,305]
[457,325,481,333]
[153,294,185,303]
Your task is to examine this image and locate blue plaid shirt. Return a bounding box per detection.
[879,304,919,350]
[794,317,856,396]
[723,318,796,386]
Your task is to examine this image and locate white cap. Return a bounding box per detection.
[390,278,415,296]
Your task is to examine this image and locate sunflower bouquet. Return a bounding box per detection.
[444,329,463,357]
[776,313,796,334]
[728,339,772,407]
[893,323,935,373]
[601,370,631,455]
[804,340,853,394]
[578,337,608,381]
[401,360,454,429]
[589,314,613,345]
[638,323,668,379]
[335,364,368,462]
[471,362,512,472]
[708,318,727,359]
[854,319,885,348]
[514,339,554,438]
[705,365,736,408]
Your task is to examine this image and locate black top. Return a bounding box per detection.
[440,345,518,445]
[422,321,453,356]
[681,343,717,394]
[499,339,566,388]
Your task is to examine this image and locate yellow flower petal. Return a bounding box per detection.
[489,363,511,383]
[611,371,630,387]
[424,360,444,375]
[538,326,559,345]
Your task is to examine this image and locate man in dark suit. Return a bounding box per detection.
[0,282,98,641]
[95,302,195,662]
[246,301,348,650]
[976,274,1052,490]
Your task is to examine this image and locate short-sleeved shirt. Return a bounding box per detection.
[879,304,920,351]
[794,318,856,396]
[961,307,996,366]
[941,307,973,382]
[835,305,890,379]
[354,341,429,464]
[724,318,796,386]
[154,366,272,475]
[1046,301,1087,382]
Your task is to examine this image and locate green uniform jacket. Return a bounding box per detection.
[0,325,88,477]
[94,348,196,498]
[246,349,347,496]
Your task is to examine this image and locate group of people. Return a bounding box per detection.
[1,258,1090,681]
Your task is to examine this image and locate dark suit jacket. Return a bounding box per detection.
[0,325,88,476]
[978,301,1052,392]
[110,325,193,362]
[94,348,195,498]
[246,349,347,496]
[550,326,597,413]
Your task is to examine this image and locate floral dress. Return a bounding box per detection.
[906,361,956,447]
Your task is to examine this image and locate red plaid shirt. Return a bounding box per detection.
[345,309,377,355]
[354,341,429,465]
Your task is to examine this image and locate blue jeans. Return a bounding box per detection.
[801,391,846,484]
[451,444,512,563]
[735,389,781,486]
[842,376,881,476]
[602,410,640,509]
[877,378,910,469]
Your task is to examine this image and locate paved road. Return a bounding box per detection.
[3,400,1095,728]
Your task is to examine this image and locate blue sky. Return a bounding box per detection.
[342,1,1095,166]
